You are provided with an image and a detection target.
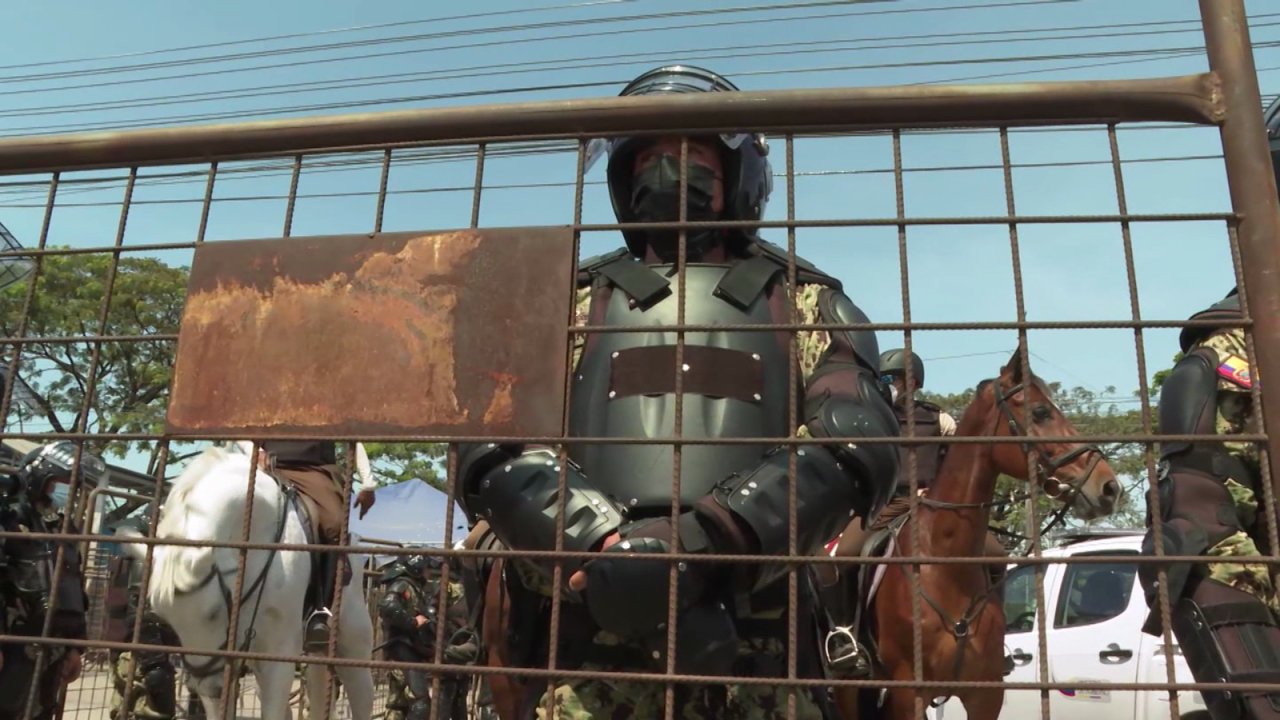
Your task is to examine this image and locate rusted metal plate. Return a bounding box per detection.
[165,227,574,439]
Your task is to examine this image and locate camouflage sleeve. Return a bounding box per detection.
[570,286,592,372]
[794,283,829,381]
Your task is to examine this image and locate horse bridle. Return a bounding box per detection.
[913,377,1107,707]
[172,481,294,697]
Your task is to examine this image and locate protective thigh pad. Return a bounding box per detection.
[1172,578,1280,720]
[143,666,178,718]
[1140,466,1242,607]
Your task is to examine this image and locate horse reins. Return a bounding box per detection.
[912,378,1106,708]
[171,481,295,696]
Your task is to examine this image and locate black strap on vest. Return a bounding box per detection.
[596,256,671,308]
[714,254,783,310]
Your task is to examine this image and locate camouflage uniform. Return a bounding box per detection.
[1194,328,1275,606]
[102,553,185,720]
[1140,287,1280,720]
[381,557,472,720]
[455,66,898,720]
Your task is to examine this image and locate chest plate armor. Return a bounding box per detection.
[894,402,942,491]
[569,262,800,515]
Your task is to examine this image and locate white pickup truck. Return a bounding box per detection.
[928,529,1209,720]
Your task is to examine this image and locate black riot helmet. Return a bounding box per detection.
[585,65,773,261]
[17,441,106,507]
[406,553,444,578]
[879,348,925,388]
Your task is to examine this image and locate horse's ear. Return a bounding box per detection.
[1000,345,1026,385]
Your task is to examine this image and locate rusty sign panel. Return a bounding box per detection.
[165,227,574,439]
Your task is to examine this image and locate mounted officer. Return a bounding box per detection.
[378,555,471,720]
[0,441,99,720]
[453,65,900,720]
[254,440,377,651]
[102,517,202,720]
[1134,98,1280,720]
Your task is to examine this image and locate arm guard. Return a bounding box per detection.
[700,445,864,592]
[458,444,623,579]
[1157,347,1222,461]
[803,288,901,520]
[377,580,421,637]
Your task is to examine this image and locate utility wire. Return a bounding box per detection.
[0,0,1075,98]
[0,0,638,72]
[1,42,1252,137]
[5,18,1272,120]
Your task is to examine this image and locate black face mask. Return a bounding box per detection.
[629,153,722,262]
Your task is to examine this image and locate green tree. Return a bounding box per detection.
[0,250,191,467]
[359,442,446,492]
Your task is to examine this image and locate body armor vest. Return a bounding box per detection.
[569,260,812,514]
[893,402,942,491]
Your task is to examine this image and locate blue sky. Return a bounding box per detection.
[0,0,1275,478]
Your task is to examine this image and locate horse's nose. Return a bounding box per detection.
[1099,478,1122,510]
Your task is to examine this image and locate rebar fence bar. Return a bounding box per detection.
[0,1,1273,720]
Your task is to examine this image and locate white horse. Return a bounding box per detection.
[117,444,375,720]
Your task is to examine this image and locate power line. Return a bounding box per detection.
[1,42,1249,138]
[0,0,1075,98]
[0,0,945,84]
[5,17,1267,120]
[0,0,637,73]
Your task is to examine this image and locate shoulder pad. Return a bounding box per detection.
[747,237,842,290]
[575,248,632,288]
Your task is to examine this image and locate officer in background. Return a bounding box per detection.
[0,441,98,720]
[376,550,473,717]
[1134,98,1280,720]
[102,517,202,720]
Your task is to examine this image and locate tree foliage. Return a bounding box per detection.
[0,250,190,465]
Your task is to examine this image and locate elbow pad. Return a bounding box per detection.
[468,448,623,579]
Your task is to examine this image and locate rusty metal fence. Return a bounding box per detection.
[0,0,1275,719]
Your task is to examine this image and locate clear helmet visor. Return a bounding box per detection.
[582,132,754,175]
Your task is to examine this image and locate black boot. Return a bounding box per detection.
[305,551,337,653]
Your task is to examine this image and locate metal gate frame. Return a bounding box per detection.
[0,1,1276,720]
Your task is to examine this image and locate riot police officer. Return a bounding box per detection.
[454,65,900,720]
[0,441,99,720]
[102,517,199,720]
[378,555,471,720]
[1134,98,1280,720]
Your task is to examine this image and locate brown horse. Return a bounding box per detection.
[827,348,1122,720]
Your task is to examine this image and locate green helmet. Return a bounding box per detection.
[879,348,924,387]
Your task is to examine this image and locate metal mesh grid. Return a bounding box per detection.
[0,2,1273,720]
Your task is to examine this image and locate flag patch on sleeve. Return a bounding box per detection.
[1218,354,1252,388]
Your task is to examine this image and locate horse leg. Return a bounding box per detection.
[255,660,299,720]
[305,662,341,720]
[334,579,375,720]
